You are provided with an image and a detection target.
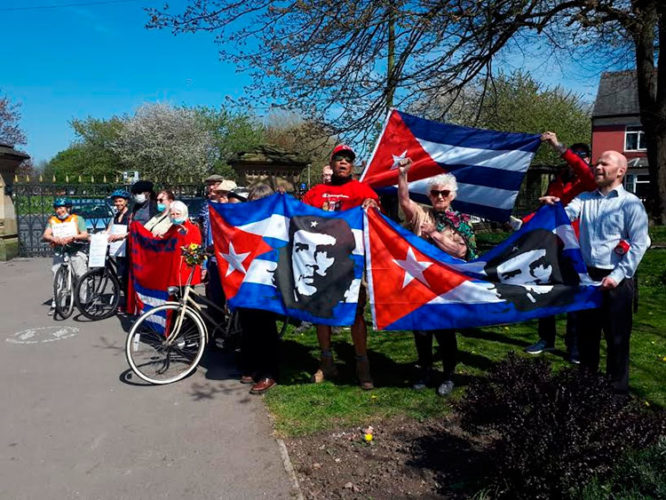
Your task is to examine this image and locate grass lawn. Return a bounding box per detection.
[266,228,666,437]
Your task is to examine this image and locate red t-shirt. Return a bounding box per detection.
[302,180,379,211]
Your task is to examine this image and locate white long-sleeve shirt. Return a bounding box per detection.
[565,185,651,283]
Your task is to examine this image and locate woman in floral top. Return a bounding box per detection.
[397,158,477,396]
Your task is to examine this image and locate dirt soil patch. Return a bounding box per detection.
[285,415,494,499]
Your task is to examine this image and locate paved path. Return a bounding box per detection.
[0,258,296,499]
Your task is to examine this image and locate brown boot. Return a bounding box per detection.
[356,355,374,390]
[311,353,338,383]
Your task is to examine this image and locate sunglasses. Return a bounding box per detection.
[429,189,451,198]
[573,150,588,158]
[331,154,354,162]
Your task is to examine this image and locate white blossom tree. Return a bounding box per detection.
[113,103,217,183]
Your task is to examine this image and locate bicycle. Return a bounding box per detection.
[74,252,121,320]
[125,247,294,385]
[53,253,78,319]
[125,255,233,384]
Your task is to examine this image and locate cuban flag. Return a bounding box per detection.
[360,109,541,221]
[209,193,365,326]
[364,203,601,331]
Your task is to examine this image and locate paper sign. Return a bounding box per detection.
[88,233,109,268]
[51,221,77,239]
[109,224,128,257]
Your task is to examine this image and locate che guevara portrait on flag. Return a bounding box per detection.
[276,215,356,318]
[483,228,581,312]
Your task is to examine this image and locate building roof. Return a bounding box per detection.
[592,70,640,118]
[0,142,30,162]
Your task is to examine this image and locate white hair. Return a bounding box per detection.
[169,200,189,219]
[427,173,458,194]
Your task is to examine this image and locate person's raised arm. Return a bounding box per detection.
[541,131,595,188]
[397,158,418,222]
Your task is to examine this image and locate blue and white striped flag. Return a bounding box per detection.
[360,109,541,221]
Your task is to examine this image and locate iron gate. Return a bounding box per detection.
[13,181,205,257]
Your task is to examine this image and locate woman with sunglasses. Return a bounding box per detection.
[397,158,477,397]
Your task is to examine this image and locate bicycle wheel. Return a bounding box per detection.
[53,264,74,319]
[126,303,207,385]
[75,267,120,320]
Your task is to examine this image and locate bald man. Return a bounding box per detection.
[541,150,650,394]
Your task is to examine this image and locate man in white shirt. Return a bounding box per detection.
[541,150,650,394]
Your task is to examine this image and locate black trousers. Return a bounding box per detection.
[413,329,457,379]
[578,268,634,394]
[205,260,226,327]
[538,312,579,354]
[238,308,280,380]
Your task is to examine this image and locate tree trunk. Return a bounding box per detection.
[632,2,666,223]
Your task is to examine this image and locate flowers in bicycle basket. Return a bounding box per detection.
[181,243,207,267]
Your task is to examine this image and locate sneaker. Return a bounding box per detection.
[412,367,433,390]
[48,306,55,316]
[568,352,580,365]
[525,339,555,355]
[437,380,454,397]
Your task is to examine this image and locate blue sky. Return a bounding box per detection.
[2,0,604,165]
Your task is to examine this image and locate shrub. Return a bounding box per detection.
[455,353,666,499]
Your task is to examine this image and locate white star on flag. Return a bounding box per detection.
[221,242,251,277]
[390,150,408,169]
[393,246,433,288]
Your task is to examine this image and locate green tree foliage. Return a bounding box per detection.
[193,106,265,180]
[43,116,123,181]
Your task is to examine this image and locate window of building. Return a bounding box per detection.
[625,126,647,151]
[624,173,650,201]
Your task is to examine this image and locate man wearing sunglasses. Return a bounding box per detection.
[302,144,379,390]
[524,131,597,363]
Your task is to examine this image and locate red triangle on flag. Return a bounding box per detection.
[366,210,469,330]
[210,208,273,298]
[361,110,444,190]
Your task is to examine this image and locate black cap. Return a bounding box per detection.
[131,180,154,194]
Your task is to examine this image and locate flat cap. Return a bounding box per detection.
[217,179,238,191]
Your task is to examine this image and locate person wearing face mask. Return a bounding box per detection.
[129,180,158,226]
[145,190,175,236]
[161,200,203,285]
[42,198,89,315]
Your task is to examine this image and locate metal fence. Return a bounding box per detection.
[12,180,205,257]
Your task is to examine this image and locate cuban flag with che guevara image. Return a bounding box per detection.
[364,203,602,331]
[209,193,365,326]
[360,109,542,222]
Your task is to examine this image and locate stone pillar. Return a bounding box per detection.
[0,143,30,260]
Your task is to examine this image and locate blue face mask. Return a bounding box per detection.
[157,203,166,212]
[170,217,186,225]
